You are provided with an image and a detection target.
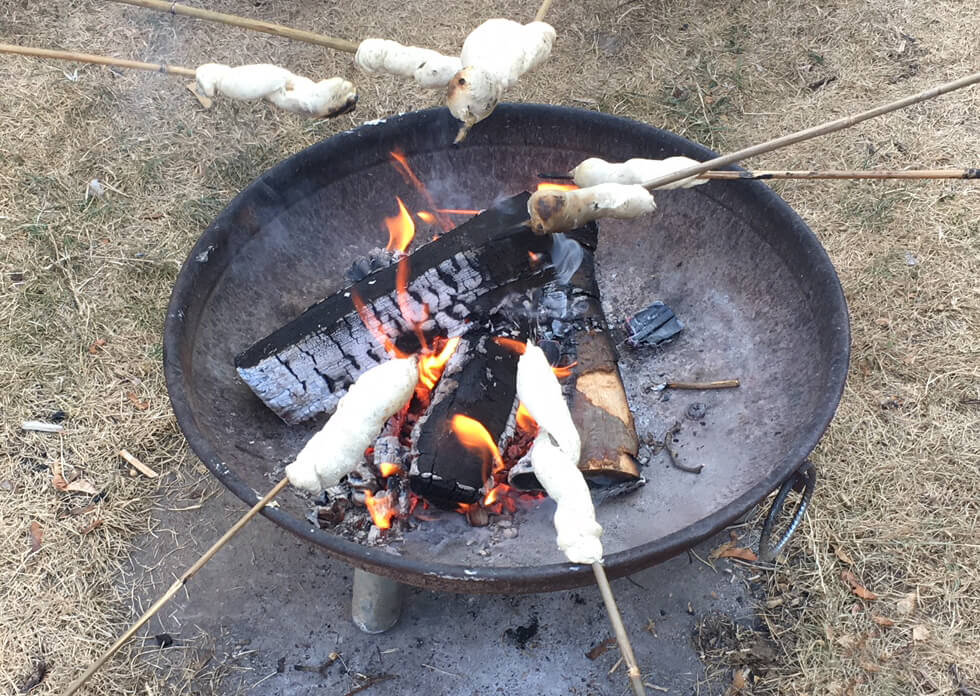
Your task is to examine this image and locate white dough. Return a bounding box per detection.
[285,357,419,493]
[571,156,708,190]
[447,19,556,134]
[355,39,462,88]
[195,63,357,118]
[516,342,580,457]
[527,183,657,235]
[517,343,601,565]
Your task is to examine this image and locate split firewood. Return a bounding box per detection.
[285,357,418,493]
[354,40,461,88]
[195,63,357,118]
[447,19,556,141]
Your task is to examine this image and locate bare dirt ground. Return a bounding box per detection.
[1,1,977,694]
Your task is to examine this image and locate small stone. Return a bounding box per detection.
[496,519,512,529]
[687,402,707,420]
[502,527,518,539]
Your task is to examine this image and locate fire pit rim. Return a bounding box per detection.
[163,103,850,594]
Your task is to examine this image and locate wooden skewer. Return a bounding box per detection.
[62,477,289,696]
[110,0,360,53]
[700,168,980,181]
[0,42,195,77]
[593,562,646,696]
[640,70,980,190]
[534,0,555,22]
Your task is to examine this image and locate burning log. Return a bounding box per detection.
[236,193,548,424]
[409,335,517,506]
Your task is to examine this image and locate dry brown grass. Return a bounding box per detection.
[1,0,978,694]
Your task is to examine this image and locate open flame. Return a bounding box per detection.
[435,208,482,216]
[416,210,436,224]
[385,197,416,252]
[379,462,401,478]
[364,490,396,529]
[389,150,454,232]
[451,414,505,483]
[536,182,579,192]
[516,402,538,433]
[419,336,461,390]
[492,337,577,379]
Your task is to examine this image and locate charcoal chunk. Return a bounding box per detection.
[625,301,683,347]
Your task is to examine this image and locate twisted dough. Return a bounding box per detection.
[285,357,419,493]
[572,156,708,189]
[195,63,357,118]
[528,183,657,235]
[517,342,602,565]
[354,39,462,89]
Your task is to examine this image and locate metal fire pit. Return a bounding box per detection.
[163,104,849,595]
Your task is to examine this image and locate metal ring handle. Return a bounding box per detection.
[758,460,816,562]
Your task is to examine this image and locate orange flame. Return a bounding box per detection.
[385,197,415,252]
[451,414,505,482]
[536,182,579,192]
[364,490,396,529]
[419,336,460,390]
[416,210,436,224]
[528,250,542,265]
[379,462,401,478]
[435,208,482,216]
[493,336,527,355]
[516,403,538,433]
[389,150,454,232]
[552,361,577,379]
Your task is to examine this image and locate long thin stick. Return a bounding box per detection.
[700,168,980,181]
[110,0,360,53]
[641,70,980,190]
[0,42,195,77]
[63,477,289,696]
[593,562,646,696]
[534,0,554,22]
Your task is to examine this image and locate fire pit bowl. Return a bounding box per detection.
[163,104,849,593]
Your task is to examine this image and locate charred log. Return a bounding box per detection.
[409,334,518,507]
[236,193,550,424]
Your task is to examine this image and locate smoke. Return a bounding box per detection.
[548,233,584,285]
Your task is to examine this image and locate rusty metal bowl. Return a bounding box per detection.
[163,104,849,593]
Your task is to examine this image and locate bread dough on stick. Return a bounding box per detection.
[195,63,357,118]
[285,357,419,493]
[517,342,602,565]
[447,19,556,141]
[355,39,462,88]
[572,156,707,189]
[528,183,656,235]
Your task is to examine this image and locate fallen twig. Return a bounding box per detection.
[342,673,397,696]
[118,449,158,478]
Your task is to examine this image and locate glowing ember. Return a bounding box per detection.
[389,149,454,231]
[379,462,401,477]
[416,210,436,224]
[536,181,579,192]
[552,361,577,379]
[451,414,505,482]
[528,250,542,265]
[419,336,461,390]
[385,197,415,252]
[364,490,396,529]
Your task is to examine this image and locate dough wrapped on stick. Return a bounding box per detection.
[572,156,707,189]
[195,63,357,118]
[447,19,556,141]
[528,183,656,235]
[355,39,462,88]
[285,357,419,493]
[517,342,602,564]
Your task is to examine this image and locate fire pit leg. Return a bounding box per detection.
[351,568,404,633]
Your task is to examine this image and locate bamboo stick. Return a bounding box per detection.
[534,0,554,22]
[110,0,360,53]
[62,478,289,696]
[0,42,195,77]
[640,70,980,190]
[593,562,646,696]
[700,168,980,181]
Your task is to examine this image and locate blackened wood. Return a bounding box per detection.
[236,193,551,424]
[408,334,518,507]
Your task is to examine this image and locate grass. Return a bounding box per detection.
[1,0,979,694]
